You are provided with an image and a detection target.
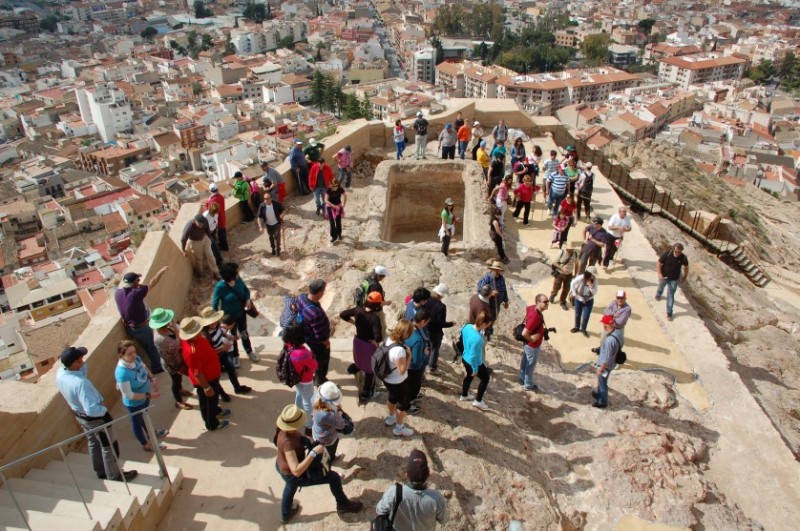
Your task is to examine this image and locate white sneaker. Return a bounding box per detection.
[246,351,261,362]
[459,394,475,402]
[384,415,396,426]
[472,400,489,410]
[393,425,414,437]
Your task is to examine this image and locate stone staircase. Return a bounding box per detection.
[0,453,182,530]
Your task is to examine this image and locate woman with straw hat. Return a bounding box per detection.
[273,404,363,524]
[150,308,193,411]
[179,316,230,431]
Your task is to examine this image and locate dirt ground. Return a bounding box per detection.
[162,144,798,529]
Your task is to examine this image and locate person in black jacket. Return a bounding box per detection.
[423,283,454,373]
[256,193,285,256]
[339,292,384,401]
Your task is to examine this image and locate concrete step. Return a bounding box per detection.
[4,477,139,529]
[31,463,157,510]
[0,504,102,531]
[63,452,180,504]
[0,489,121,530]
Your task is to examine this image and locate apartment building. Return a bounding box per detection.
[200,142,258,182]
[435,61,466,97]
[658,53,748,90]
[174,119,206,149]
[494,67,639,115]
[75,82,133,143]
[413,49,435,83]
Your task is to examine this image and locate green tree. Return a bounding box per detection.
[140,26,158,40]
[201,33,213,51]
[243,4,266,23]
[172,22,184,30]
[430,34,444,66]
[343,93,362,120]
[581,33,612,66]
[191,81,203,96]
[40,15,58,32]
[637,18,656,35]
[311,70,326,111]
[432,4,466,37]
[278,34,295,49]
[224,37,236,56]
[169,39,179,50]
[747,59,774,84]
[193,1,211,19]
[361,95,373,120]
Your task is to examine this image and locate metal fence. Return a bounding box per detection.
[0,406,169,530]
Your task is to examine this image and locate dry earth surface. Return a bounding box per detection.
[606,139,800,457]
[165,141,796,530]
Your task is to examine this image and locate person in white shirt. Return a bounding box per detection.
[605,207,632,269]
[256,193,285,256]
[203,202,223,270]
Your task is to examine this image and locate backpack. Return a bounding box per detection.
[371,341,400,381]
[353,278,371,307]
[279,296,298,329]
[513,323,526,342]
[609,335,626,365]
[276,345,301,387]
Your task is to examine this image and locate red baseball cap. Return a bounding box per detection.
[600,315,615,325]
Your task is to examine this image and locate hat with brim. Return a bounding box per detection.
[60,346,87,367]
[149,308,174,330]
[488,260,505,271]
[198,306,224,327]
[277,404,307,431]
[433,283,449,297]
[444,197,454,206]
[309,138,317,146]
[318,381,343,405]
[179,317,203,340]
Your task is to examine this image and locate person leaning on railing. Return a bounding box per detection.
[56,346,138,482]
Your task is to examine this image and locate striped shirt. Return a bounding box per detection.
[542,158,560,175]
[548,172,569,196]
[296,293,330,343]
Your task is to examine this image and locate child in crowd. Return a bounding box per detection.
[552,210,569,248]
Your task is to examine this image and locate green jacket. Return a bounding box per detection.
[233,179,251,201]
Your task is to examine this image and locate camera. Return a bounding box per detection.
[543,327,557,341]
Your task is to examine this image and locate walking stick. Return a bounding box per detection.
[281,221,287,254]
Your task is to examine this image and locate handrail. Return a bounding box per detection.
[0,406,170,530]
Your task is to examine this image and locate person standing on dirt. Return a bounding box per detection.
[469,121,484,160]
[520,294,549,392]
[489,208,510,264]
[289,139,310,195]
[477,261,509,333]
[576,163,595,222]
[206,183,228,251]
[655,243,688,322]
[296,279,332,385]
[424,283,454,373]
[550,245,577,310]
[413,111,429,160]
[592,290,631,355]
[375,449,449,529]
[592,314,622,409]
[604,206,632,270]
[492,119,509,145]
[339,292,383,401]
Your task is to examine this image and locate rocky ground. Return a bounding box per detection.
[606,138,800,457]
[178,149,773,529]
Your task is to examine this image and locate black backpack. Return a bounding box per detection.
[610,335,627,365]
[276,345,301,387]
[371,342,400,381]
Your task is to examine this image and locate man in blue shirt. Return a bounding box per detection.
[56,346,137,482]
[289,139,310,195]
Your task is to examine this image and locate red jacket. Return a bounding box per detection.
[308,162,334,190]
[206,193,226,228]
[514,182,533,203]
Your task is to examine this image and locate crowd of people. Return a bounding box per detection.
[53,119,691,528]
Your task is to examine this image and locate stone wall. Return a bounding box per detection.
[0,231,193,478]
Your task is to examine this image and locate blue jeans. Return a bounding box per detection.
[549,191,565,216]
[458,140,468,159]
[519,344,540,388]
[126,325,163,373]
[125,400,149,446]
[574,298,594,332]
[277,464,348,520]
[313,187,326,212]
[596,371,610,406]
[395,141,405,160]
[294,382,315,429]
[656,279,679,317]
[338,167,352,188]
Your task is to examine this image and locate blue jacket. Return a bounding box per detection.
[406,328,429,370]
[461,324,485,374]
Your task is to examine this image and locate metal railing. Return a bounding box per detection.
[0,406,169,530]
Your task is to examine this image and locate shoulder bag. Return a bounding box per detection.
[371,483,403,531]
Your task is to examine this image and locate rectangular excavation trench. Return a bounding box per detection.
[381,162,481,245]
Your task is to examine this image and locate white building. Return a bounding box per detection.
[208,115,239,142]
[413,48,435,84]
[75,82,133,143]
[200,142,259,181]
[658,53,748,90]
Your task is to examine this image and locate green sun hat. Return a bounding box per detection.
[149,308,174,330]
